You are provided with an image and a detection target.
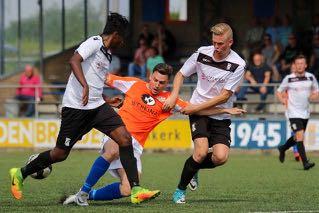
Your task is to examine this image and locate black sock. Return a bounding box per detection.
[281,136,296,151]
[21,150,53,179]
[296,141,308,165]
[119,145,139,188]
[199,153,216,169]
[177,156,201,190]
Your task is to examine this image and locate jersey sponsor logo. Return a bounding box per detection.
[197,53,239,72]
[288,76,313,83]
[288,86,312,92]
[202,58,211,63]
[65,137,71,147]
[93,37,99,40]
[96,61,108,71]
[141,94,156,106]
[131,99,159,117]
[200,72,227,83]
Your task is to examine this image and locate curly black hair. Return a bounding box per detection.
[102,12,129,37]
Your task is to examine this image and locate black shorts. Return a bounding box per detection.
[56,103,125,150]
[189,115,231,147]
[289,118,308,132]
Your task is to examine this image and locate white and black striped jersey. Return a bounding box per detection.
[277,72,319,119]
[180,45,246,120]
[62,35,112,109]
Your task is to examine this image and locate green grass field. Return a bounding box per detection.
[0,149,318,212]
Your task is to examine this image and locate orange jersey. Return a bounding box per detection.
[107,74,188,146]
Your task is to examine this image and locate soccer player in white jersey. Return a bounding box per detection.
[277,54,319,170]
[163,23,246,203]
[9,13,159,204]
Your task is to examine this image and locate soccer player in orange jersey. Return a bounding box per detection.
[63,63,245,206]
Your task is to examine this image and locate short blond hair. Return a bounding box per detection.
[210,23,233,39]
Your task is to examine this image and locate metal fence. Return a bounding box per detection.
[3,82,317,119]
[0,0,129,77]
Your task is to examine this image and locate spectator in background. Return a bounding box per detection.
[279,33,301,78]
[138,24,154,46]
[146,46,165,79]
[312,14,319,36]
[104,54,122,97]
[237,52,272,112]
[128,38,148,79]
[262,34,281,67]
[277,15,293,48]
[245,17,264,51]
[200,27,211,46]
[109,55,121,75]
[151,34,165,56]
[15,64,42,117]
[265,16,280,45]
[309,34,319,78]
[241,17,264,60]
[261,33,281,81]
[156,22,176,59]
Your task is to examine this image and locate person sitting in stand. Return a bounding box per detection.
[15,64,42,117]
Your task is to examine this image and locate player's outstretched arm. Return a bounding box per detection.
[163,71,184,111]
[105,73,141,89]
[194,106,246,116]
[104,73,112,86]
[223,108,247,115]
[181,89,233,115]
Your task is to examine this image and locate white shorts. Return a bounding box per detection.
[100,135,143,178]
